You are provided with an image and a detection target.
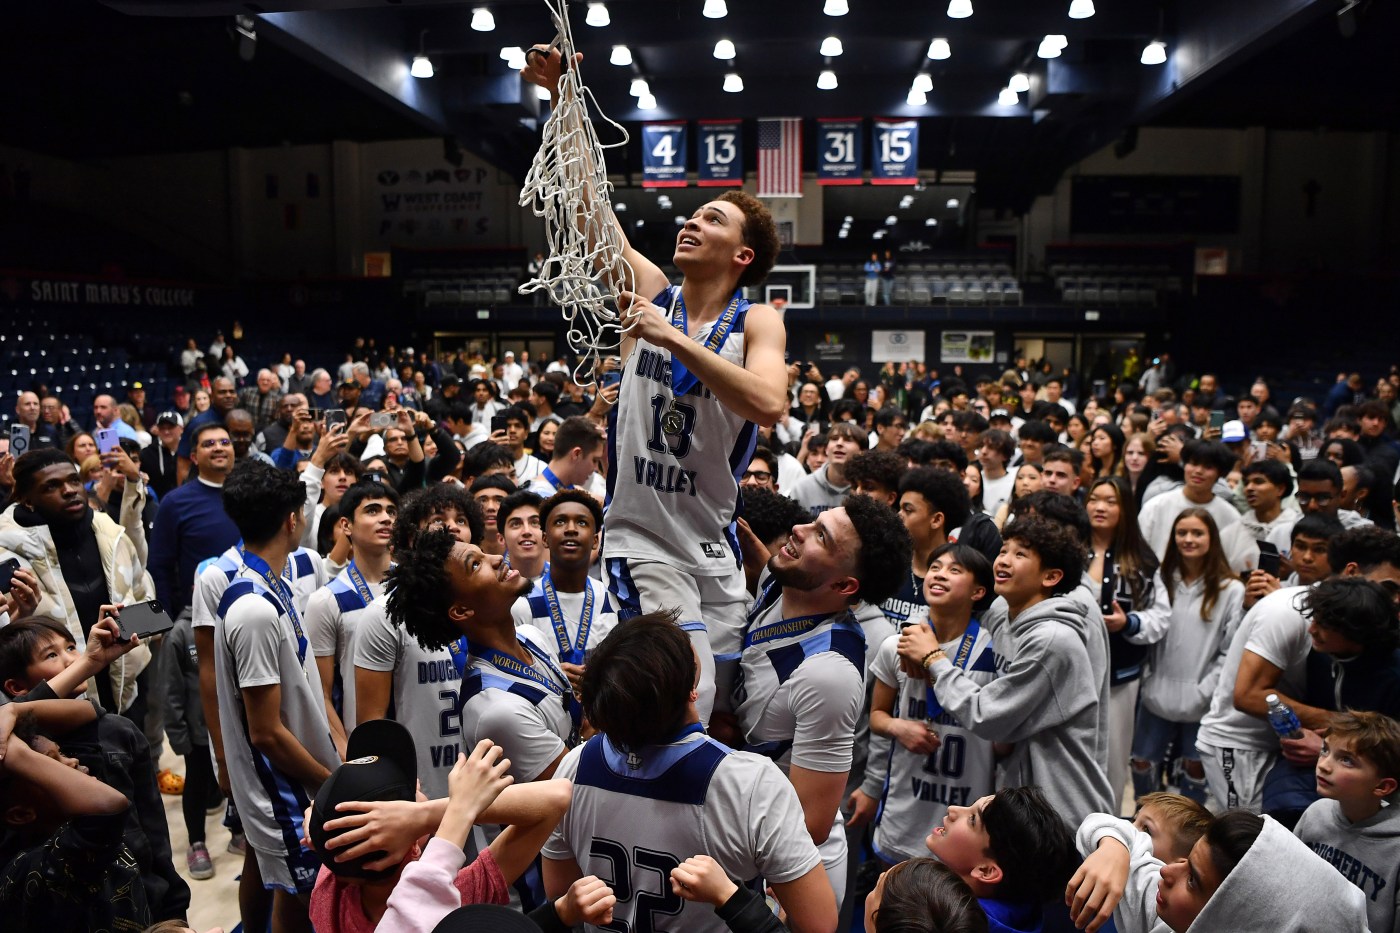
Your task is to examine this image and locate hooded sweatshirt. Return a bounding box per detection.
[1294,798,1400,933]
[787,463,849,518]
[928,587,1114,827]
[1132,574,1245,723]
[1077,812,1370,933]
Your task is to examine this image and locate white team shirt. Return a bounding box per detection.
[604,285,758,576]
[514,452,546,487]
[869,625,997,863]
[213,557,339,875]
[1137,488,1242,559]
[542,729,821,933]
[193,545,327,630]
[511,574,619,663]
[305,563,385,731]
[352,600,463,800]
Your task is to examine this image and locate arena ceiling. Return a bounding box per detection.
[1,0,1390,211]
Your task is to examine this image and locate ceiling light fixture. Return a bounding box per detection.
[610,45,632,66]
[471,7,495,31]
[885,215,898,225]
[586,2,610,26]
[1140,39,1167,65]
[1038,34,1067,57]
[713,38,736,59]
[947,0,973,19]
[411,29,433,78]
[817,69,838,89]
[927,37,951,60]
[1009,71,1030,93]
[501,46,528,70]
[615,202,628,212]
[913,72,933,93]
[824,0,849,15]
[838,229,849,238]
[820,36,843,56]
[702,0,727,18]
[1068,0,1095,18]
[925,218,938,226]
[675,215,687,225]
[638,92,657,109]
[998,86,1019,106]
[723,72,743,92]
[629,77,650,97]
[946,198,959,208]
[908,88,927,106]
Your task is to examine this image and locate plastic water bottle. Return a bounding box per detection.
[1266,693,1303,739]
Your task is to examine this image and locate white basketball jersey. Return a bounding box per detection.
[192,545,327,631]
[869,624,998,864]
[604,285,758,576]
[542,728,821,932]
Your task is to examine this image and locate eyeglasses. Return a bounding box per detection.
[199,438,232,448]
[743,470,773,482]
[1295,492,1334,505]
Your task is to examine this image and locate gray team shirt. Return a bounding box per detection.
[458,626,573,782]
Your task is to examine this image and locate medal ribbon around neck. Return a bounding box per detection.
[542,571,594,667]
[743,609,849,649]
[925,620,981,721]
[243,551,307,666]
[345,559,377,606]
[668,287,743,397]
[470,640,570,698]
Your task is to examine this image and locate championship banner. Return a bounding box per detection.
[872,119,918,185]
[817,118,863,185]
[641,121,688,187]
[696,120,743,187]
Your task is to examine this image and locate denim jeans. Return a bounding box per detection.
[1131,706,1206,803]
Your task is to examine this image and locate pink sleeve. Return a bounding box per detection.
[308,866,340,933]
[380,837,474,933]
[454,844,510,906]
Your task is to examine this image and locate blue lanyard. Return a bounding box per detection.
[743,610,846,649]
[448,637,470,679]
[243,551,306,665]
[541,466,565,492]
[470,641,569,698]
[345,560,377,605]
[542,571,595,666]
[925,620,981,721]
[669,288,743,396]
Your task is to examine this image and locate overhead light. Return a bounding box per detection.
[1038,34,1067,58]
[1009,71,1030,93]
[675,215,687,225]
[1140,40,1167,65]
[820,36,843,56]
[927,38,951,60]
[913,73,933,93]
[471,7,495,31]
[925,218,938,226]
[838,229,849,238]
[908,88,928,106]
[615,202,628,212]
[586,2,610,26]
[702,0,727,18]
[885,215,897,225]
[817,69,838,89]
[501,46,527,70]
[610,45,632,66]
[638,92,657,110]
[713,38,736,60]
[1068,0,1095,18]
[873,229,886,239]
[899,197,913,209]
[629,77,650,97]
[843,215,854,223]
[947,0,973,19]
[998,86,1019,106]
[535,84,552,100]
[723,72,743,92]
[636,219,645,227]
[411,55,434,79]
[824,0,849,14]
[946,198,959,208]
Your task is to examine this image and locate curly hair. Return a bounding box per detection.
[740,486,809,550]
[717,190,780,289]
[383,528,461,652]
[898,466,971,533]
[1001,515,1087,596]
[1327,525,1400,576]
[845,449,906,498]
[843,492,913,607]
[393,484,485,552]
[874,858,988,933]
[1302,576,1400,653]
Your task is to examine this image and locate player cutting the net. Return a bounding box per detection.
[521,45,789,727]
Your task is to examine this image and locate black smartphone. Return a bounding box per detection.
[116,600,176,640]
[0,557,19,594]
[1257,541,1281,578]
[490,415,510,433]
[1209,410,1226,430]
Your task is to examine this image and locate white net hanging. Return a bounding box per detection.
[517,0,636,389]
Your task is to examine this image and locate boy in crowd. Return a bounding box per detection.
[353,485,484,800]
[976,429,1017,517]
[886,467,972,628]
[525,416,603,499]
[470,474,516,556]
[498,406,545,487]
[1039,447,1084,500]
[1130,792,1212,863]
[1294,710,1400,933]
[789,421,865,517]
[512,491,618,694]
[305,480,399,750]
[1222,459,1300,570]
[215,460,341,932]
[1138,440,1239,557]
[498,490,547,583]
[844,449,905,508]
[1012,420,1057,469]
[902,516,1114,827]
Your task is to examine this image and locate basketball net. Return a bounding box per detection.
[518,0,636,389]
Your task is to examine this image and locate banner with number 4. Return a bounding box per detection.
[642,122,688,188]
[872,119,918,185]
[697,120,743,187]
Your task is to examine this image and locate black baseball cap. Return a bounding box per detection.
[156,411,184,427]
[441,374,461,388]
[308,719,418,879]
[432,906,542,933]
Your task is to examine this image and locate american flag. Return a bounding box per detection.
[758,117,803,198]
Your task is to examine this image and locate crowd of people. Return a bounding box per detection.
[0,45,1398,933]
